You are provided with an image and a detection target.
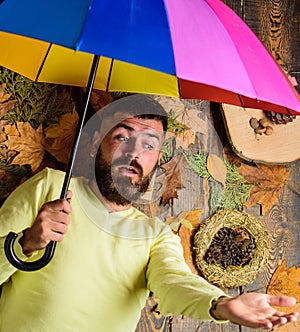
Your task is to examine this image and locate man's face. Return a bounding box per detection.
[95,117,164,205]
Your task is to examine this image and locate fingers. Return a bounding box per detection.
[42,196,72,215]
[268,295,297,307]
[261,312,299,329]
[21,195,73,254]
[37,199,72,237]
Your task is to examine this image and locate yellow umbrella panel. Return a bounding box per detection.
[0,31,179,97]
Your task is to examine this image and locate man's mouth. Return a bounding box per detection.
[117,165,139,177]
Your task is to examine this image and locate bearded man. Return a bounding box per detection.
[0,95,298,331]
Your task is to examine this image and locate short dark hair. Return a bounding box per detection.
[99,94,168,132]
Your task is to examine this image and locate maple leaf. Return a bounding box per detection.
[267,261,300,331]
[160,155,185,206]
[238,163,290,214]
[89,89,112,111]
[3,123,19,137]
[5,122,45,172]
[44,109,79,164]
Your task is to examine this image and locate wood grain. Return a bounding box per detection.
[136,1,300,331]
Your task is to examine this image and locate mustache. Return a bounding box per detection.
[111,157,143,175]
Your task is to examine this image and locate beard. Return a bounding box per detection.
[94,148,156,206]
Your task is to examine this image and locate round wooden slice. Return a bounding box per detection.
[221,103,300,164]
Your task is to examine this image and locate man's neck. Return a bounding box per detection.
[89,179,132,212]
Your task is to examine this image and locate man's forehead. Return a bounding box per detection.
[118,117,164,131]
[102,112,164,132]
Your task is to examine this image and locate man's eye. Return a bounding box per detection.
[144,143,153,151]
[118,136,129,142]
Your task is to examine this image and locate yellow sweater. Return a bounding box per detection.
[0,168,226,332]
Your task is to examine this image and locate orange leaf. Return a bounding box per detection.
[238,163,290,214]
[44,109,79,164]
[3,123,19,136]
[5,122,45,172]
[173,210,203,275]
[267,261,300,331]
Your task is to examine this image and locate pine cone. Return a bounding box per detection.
[264,111,296,125]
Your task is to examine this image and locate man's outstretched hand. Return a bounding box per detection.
[211,292,299,329]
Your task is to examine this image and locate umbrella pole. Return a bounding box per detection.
[4,55,101,271]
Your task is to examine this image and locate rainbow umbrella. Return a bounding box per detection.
[1,0,300,272]
[0,0,299,114]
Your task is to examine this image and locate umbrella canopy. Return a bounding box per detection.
[0,0,299,115]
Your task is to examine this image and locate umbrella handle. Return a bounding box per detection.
[3,55,100,271]
[4,234,56,271]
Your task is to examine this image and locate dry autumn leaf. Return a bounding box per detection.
[238,163,290,214]
[180,210,203,275]
[166,209,203,275]
[0,100,17,118]
[3,123,19,137]
[206,153,227,186]
[223,144,244,166]
[89,89,112,111]
[155,96,207,150]
[267,261,300,331]
[0,83,11,103]
[5,122,45,172]
[44,109,79,164]
[160,155,184,206]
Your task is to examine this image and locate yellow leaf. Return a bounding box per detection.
[267,261,300,331]
[267,261,300,300]
[5,122,45,172]
[4,123,19,136]
[206,153,227,186]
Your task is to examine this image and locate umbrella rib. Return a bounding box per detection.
[106,58,114,92]
[238,94,245,108]
[35,43,52,82]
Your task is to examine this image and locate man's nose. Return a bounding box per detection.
[124,138,143,159]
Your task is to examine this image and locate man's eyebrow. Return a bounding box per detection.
[114,123,134,132]
[114,123,162,142]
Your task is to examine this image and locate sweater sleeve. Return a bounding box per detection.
[0,168,63,285]
[146,230,228,321]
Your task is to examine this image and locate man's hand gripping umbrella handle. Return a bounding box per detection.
[3,55,100,271]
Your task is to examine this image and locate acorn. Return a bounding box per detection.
[265,126,273,136]
[254,127,266,135]
[249,117,259,129]
[259,118,269,128]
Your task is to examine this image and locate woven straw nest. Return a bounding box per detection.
[193,209,270,289]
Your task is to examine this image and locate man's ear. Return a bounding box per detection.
[90,131,101,157]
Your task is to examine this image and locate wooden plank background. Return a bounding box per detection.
[135,1,300,331]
